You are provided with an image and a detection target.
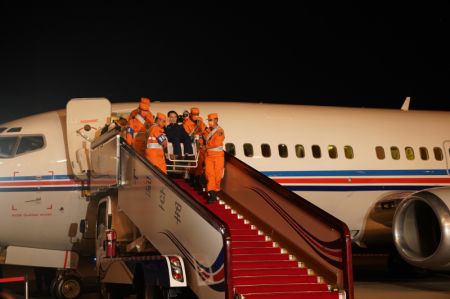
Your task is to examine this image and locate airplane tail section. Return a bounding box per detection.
[90,132,352,299]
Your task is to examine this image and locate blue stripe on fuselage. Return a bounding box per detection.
[263,169,449,177]
[0,175,73,181]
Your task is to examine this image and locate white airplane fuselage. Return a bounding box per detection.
[1,101,450,262]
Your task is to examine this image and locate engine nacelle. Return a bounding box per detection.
[393,187,450,270]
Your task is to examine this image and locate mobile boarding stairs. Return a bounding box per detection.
[88,127,353,299]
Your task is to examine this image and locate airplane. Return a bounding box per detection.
[0,98,449,293]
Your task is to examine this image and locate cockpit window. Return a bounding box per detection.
[0,137,18,158]
[0,127,6,133]
[7,127,22,133]
[0,135,45,158]
[16,136,45,155]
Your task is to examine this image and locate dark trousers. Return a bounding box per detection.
[172,135,193,157]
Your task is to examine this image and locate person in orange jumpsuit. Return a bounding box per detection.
[126,97,154,156]
[128,97,154,125]
[146,112,168,174]
[203,113,225,203]
[183,107,206,189]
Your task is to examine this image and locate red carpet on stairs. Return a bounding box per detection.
[174,179,343,299]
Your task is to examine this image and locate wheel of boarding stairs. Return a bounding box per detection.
[53,273,82,299]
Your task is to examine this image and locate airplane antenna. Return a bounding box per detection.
[401,96,410,111]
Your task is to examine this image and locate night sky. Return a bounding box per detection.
[1,4,449,123]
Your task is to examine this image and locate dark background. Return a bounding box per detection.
[1,4,449,123]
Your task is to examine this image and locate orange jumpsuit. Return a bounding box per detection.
[183,117,206,176]
[204,126,225,192]
[129,108,154,125]
[126,113,151,156]
[145,124,167,174]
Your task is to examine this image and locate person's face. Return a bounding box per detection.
[140,109,148,117]
[158,118,166,127]
[190,112,199,121]
[208,118,218,128]
[168,113,177,124]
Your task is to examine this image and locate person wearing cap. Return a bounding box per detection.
[183,107,206,188]
[183,107,205,140]
[146,112,168,174]
[128,97,154,124]
[203,112,225,203]
[126,97,154,156]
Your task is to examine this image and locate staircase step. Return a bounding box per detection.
[232,241,275,248]
[232,247,281,255]
[231,235,267,242]
[240,291,340,299]
[234,275,318,285]
[232,260,300,270]
[232,253,291,261]
[220,217,247,225]
[230,229,259,236]
[235,283,329,294]
[232,267,308,277]
[227,223,253,229]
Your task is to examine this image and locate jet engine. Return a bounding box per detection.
[393,187,450,270]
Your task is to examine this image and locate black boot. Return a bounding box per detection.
[207,191,217,204]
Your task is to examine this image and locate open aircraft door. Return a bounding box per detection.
[66,98,111,177]
[445,141,450,175]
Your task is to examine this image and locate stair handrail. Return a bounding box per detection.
[222,153,353,299]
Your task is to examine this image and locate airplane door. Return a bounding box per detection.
[444,141,450,175]
[66,98,111,177]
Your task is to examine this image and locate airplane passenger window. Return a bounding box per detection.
[243,143,254,157]
[278,144,288,158]
[225,143,236,156]
[419,147,429,160]
[328,145,338,159]
[391,146,400,160]
[0,137,18,158]
[261,144,271,158]
[295,144,305,158]
[433,147,443,161]
[405,147,415,160]
[0,127,6,133]
[312,145,321,159]
[344,145,354,159]
[375,146,385,160]
[16,135,45,155]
